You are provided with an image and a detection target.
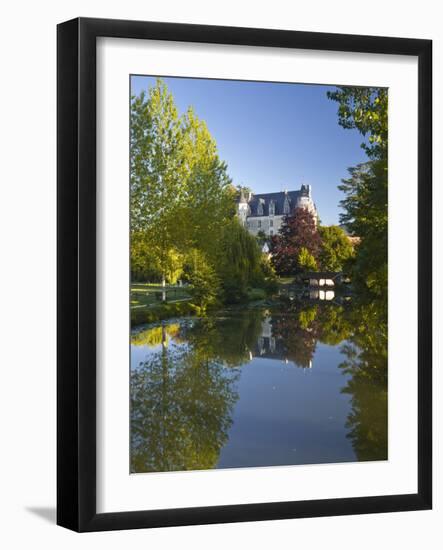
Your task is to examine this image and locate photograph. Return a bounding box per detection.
[129,75,388,474]
[0,1,435,542]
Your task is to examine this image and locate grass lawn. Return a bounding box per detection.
[131,283,191,309]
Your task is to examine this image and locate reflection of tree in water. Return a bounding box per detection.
[179,310,265,367]
[338,299,388,461]
[270,300,350,368]
[270,301,355,366]
[270,304,320,368]
[131,323,181,347]
[130,299,388,471]
[131,329,240,473]
[271,298,387,461]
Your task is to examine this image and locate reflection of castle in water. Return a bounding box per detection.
[252,316,312,369]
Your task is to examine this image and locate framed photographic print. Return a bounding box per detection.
[57,17,432,532]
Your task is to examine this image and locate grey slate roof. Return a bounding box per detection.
[246,191,301,217]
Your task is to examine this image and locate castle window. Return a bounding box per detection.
[269,201,275,216]
[283,197,290,214]
[270,220,273,227]
[257,200,264,216]
[270,229,273,236]
[258,220,262,228]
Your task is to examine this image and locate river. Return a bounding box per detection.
[130,295,387,473]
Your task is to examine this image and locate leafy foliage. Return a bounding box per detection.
[298,247,318,271]
[327,87,388,160]
[255,230,268,248]
[328,86,388,295]
[339,161,387,294]
[183,249,220,309]
[130,79,233,287]
[318,225,354,272]
[270,207,321,276]
[216,219,266,303]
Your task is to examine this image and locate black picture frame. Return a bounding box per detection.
[57,17,432,532]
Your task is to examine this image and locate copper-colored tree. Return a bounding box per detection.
[270,207,321,276]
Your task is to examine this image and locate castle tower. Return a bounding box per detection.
[296,184,317,222]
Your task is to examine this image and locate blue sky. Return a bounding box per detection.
[131,76,368,226]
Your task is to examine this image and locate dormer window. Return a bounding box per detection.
[283,196,290,214]
[269,200,275,216]
[257,200,264,216]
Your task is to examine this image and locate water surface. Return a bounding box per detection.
[130,299,387,473]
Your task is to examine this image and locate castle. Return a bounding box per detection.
[237,184,317,237]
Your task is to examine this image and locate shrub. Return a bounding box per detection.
[182,249,220,309]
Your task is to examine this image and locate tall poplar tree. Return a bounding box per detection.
[180,107,234,259]
[130,79,235,301]
[130,79,187,295]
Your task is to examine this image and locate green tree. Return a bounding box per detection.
[130,79,235,301]
[318,225,354,272]
[130,230,162,282]
[130,80,187,295]
[328,86,388,295]
[216,219,264,303]
[183,249,220,310]
[339,161,387,294]
[179,108,234,258]
[327,87,388,160]
[255,230,268,248]
[298,247,317,271]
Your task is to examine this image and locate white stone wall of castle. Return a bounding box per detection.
[246,215,284,236]
[297,195,317,219]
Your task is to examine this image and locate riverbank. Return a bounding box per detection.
[131,286,274,327]
[130,297,272,327]
[131,301,204,326]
